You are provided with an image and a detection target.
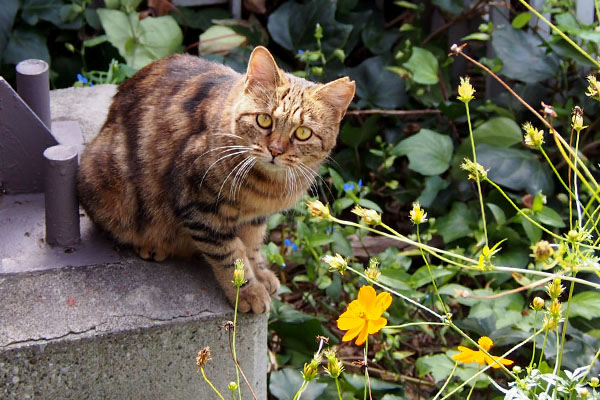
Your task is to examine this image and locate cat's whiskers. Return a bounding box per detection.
[199,149,250,190]
[298,161,333,200]
[217,154,254,203]
[195,145,252,162]
[294,165,315,197]
[232,157,256,201]
[227,155,254,201]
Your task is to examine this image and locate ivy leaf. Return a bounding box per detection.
[492,24,559,83]
[346,56,407,109]
[391,129,453,176]
[3,28,50,64]
[477,144,554,195]
[418,176,449,207]
[97,9,183,69]
[269,369,327,400]
[570,292,600,320]
[340,115,379,148]
[21,0,82,29]
[267,0,352,55]
[0,0,19,61]
[361,13,400,55]
[435,202,477,243]
[416,354,455,382]
[534,206,565,228]
[473,117,523,147]
[403,47,439,85]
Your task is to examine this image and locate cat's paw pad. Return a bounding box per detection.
[238,280,271,314]
[136,246,168,262]
[255,268,280,296]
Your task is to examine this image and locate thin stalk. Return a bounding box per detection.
[417,224,449,315]
[529,311,539,370]
[384,322,447,330]
[465,101,488,247]
[466,370,478,400]
[293,381,309,400]
[431,362,458,400]
[547,330,562,396]
[334,377,343,400]
[517,0,600,69]
[364,340,369,400]
[492,267,600,290]
[538,329,550,369]
[233,286,242,400]
[579,347,600,384]
[200,367,226,400]
[555,277,577,376]
[574,129,583,229]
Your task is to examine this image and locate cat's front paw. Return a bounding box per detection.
[254,268,280,296]
[238,279,271,314]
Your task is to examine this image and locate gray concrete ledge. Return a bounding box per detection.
[0,257,267,399]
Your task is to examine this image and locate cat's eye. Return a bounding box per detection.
[294,126,312,141]
[256,113,272,129]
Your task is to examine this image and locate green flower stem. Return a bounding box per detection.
[347,265,444,320]
[538,329,549,370]
[573,129,583,228]
[529,311,539,370]
[440,329,544,400]
[548,328,562,396]
[417,224,449,315]
[465,369,478,400]
[200,367,226,400]
[555,276,577,376]
[517,0,600,69]
[384,322,447,330]
[293,380,309,400]
[579,347,600,384]
[464,101,488,247]
[363,340,369,400]
[491,267,600,290]
[233,285,242,400]
[431,362,458,400]
[334,377,343,400]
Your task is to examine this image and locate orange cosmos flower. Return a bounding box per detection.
[451,336,514,369]
[337,286,392,346]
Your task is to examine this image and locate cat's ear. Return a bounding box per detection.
[245,46,284,92]
[312,77,356,119]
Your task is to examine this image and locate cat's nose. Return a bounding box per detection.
[268,142,284,157]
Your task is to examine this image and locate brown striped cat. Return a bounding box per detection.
[77,46,355,313]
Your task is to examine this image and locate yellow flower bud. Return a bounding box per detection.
[586,75,600,101]
[457,76,476,103]
[590,377,599,387]
[307,200,331,219]
[460,158,488,181]
[531,296,545,311]
[365,257,381,282]
[323,348,344,379]
[409,202,428,225]
[322,254,348,275]
[572,113,588,132]
[522,122,545,148]
[228,382,238,391]
[546,279,564,300]
[232,259,246,287]
[351,205,381,226]
[531,240,554,262]
[548,299,562,319]
[302,356,321,381]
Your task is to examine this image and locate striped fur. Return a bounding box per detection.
[77,47,355,313]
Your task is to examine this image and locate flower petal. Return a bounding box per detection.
[367,317,387,334]
[354,325,369,346]
[342,323,364,342]
[486,355,514,369]
[337,315,364,331]
[478,336,493,352]
[358,286,377,309]
[451,348,478,364]
[375,292,393,313]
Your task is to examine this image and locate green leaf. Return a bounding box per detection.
[535,206,565,228]
[345,374,403,391]
[21,0,82,29]
[492,24,559,83]
[269,369,327,400]
[328,168,345,191]
[569,292,600,320]
[392,129,453,176]
[403,47,439,85]
[174,7,231,31]
[267,0,352,55]
[417,176,449,207]
[198,25,247,55]
[436,202,476,243]
[97,9,183,69]
[0,0,19,61]
[461,32,490,41]
[340,115,379,148]
[358,198,383,213]
[416,354,455,382]
[477,144,554,195]
[3,29,50,64]
[408,265,454,288]
[346,56,407,109]
[331,230,353,257]
[487,203,506,226]
[473,117,523,147]
[432,0,465,15]
[521,216,542,243]
[83,35,108,48]
[512,12,532,29]
[270,299,316,323]
[361,14,400,55]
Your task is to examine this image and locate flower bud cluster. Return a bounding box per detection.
[232,259,246,287]
[352,205,381,226]
[522,122,545,148]
[409,202,428,225]
[365,257,381,281]
[460,158,488,181]
[322,253,348,276]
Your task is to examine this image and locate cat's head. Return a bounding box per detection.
[232,46,355,171]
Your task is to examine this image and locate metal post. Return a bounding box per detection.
[44,145,80,246]
[16,59,51,129]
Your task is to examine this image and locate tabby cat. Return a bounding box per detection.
[77,46,355,313]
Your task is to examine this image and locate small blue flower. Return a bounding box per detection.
[77,73,88,84]
[89,82,94,87]
[358,179,363,190]
[325,226,336,233]
[297,49,304,54]
[343,183,355,192]
[284,239,298,251]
